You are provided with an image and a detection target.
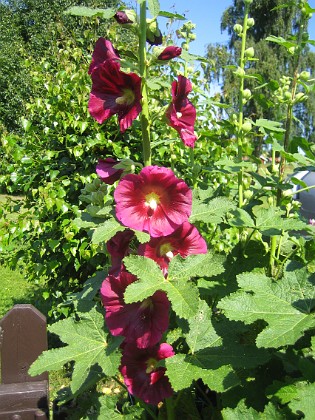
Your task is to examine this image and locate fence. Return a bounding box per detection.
[0,305,49,419]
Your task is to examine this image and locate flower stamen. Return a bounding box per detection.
[115,88,136,106]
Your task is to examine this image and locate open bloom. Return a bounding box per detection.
[100,270,170,348]
[96,158,123,185]
[157,46,182,61]
[88,38,120,74]
[120,342,174,405]
[114,166,192,237]
[138,221,207,272]
[165,75,197,147]
[88,59,142,132]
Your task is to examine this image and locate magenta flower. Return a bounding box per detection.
[120,342,174,405]
[138,221,207,272]
[158,46,182,61]
[88,59,142,132]
[106,230,134,275]
[96,158,123,185]
[165,75,197,148]
[88,38,120,75]
[100,270,170,348]
[114,166,192,237]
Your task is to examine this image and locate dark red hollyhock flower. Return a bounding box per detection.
[120,342,174,405]
[158,46,182,61]
[165,75,197,148]
[114,166,192,238]
[114,11,133,24]
[138,221,207,272]
[96,158,123,185]
[88,59,142,132]
[88,38,120,75]
[100,270,170,348]
[106,230,134,275]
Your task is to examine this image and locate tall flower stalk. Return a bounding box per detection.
[139,1,151,166]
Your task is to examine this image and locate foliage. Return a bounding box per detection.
[1,0,315,418]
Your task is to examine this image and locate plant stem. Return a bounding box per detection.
[237,3,250,209]
[165,397,175,420]
[139,1,151,166]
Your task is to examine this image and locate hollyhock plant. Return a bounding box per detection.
[114,10,134,24]
[120,342,175,405]
[88,37,120,75]
[100,270,170,348]
[138,221,207,272]
[88,59,142,132]
[165,75,198,147]
[114,166,192,237]
[157,46,182,61]
[96,158,123,185]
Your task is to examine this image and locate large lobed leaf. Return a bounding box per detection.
[218,265,315,348]
[29,307,122,393]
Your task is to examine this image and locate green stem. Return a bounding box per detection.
[269,235,278,277]
[237,4,250,209]
[165,397,175,420]
[139,1,151,166]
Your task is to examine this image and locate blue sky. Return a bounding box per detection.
[157,0,315,56]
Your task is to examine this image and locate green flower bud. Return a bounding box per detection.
[244,0,253,4]
[189,33,197,41]
[294,92,307,103]
[234,66,246,77]
[245,47,255,57]
[181,42,189,51]
[246,17,255,28]
[242,120,252,132]
[243,88,252,99]
[288,46,296,55]
[233,24,243,35]
[299,71,311,81]
[284,91,292,100]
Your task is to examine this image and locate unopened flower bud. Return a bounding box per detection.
[245,47,255,57]
[299,71,310,80]
[243,88,252,99]
[181,42,189,51]
[242,120,252,132]
[288,46,296,55]
[114,10,135,24]
[234,24,243,35]
[246,17,255,28]
[234,66,246,77]
[155,45,182,61]
[244,0,253,4]
[146,19,162,45]
[189,33,197,41]
[294,92,307,102]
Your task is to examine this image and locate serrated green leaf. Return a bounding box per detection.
[147,0,160,18]
[186,300,221,353]
[288,382,315,420]
[29,307,121,393]
[190,197,236,224]
[123,255,200,318]
[91,218,125,244]
[253,206,308,235]
[222,400,284,419]
[159,10,186,20]
[133,229,150,244]
[218,266,315,348]
[166,353,239,393]
[64,6,116,19]
[229,208,255,228]
[254,118,286,132]
[168,252,225,281]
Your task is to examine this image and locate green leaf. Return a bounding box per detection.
[158,10,186,20]
[222,400,284,419]
[168,252,225,281]
[64,6,116,19]
[133,229,150,244]
[91,218,125,244]
[165,353,239,393]
[147,0,160,18]
[29,307,122,393]
[190,197,236,224]
[253,206,308,235]
[186,300,221,353]
[254,118,286,132]
[228,208,255,228]
[218,265,315,348]
[123,255,200,319]
[287,382,315,419]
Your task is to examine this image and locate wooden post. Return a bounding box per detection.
[0,305,49,419]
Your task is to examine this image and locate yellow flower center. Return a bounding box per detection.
[145,357,158,374]
[145,192,160,211]
[159,242,174,259]
[115,89,135,106]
